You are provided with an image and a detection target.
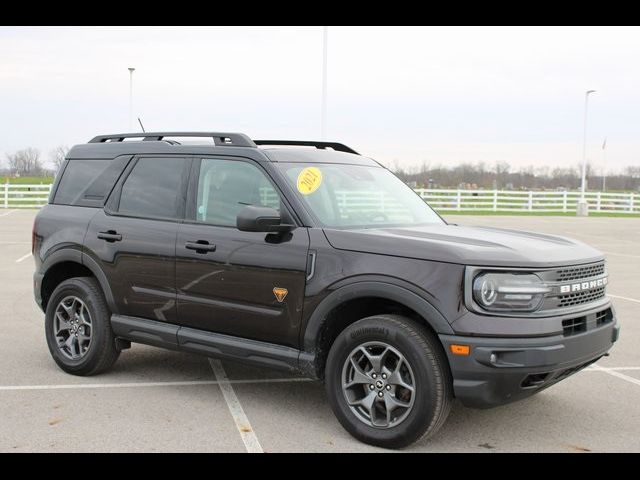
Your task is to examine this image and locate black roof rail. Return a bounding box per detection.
[254,140,359,155]
[88,132,256,148]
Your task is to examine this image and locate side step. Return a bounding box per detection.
[111,315,301,373]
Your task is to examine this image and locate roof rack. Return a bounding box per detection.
[88,132,256,148]
[254,140,359,155]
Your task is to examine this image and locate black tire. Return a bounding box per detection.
[325,314,452,449]
[45,277,120,376]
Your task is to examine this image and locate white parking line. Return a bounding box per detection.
[0,210,17,217]
[209,359,264,453]
[590,364,640,387]
[15,252,32,263]
[566,232,639,246]
[0,377,312,392]
[602,251,640,259]
[585,366,640,372]
[608,294,640,304]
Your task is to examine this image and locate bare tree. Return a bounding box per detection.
[6,147,42,175]
[393,159,640,191]
[624,166,640,178]
[49,145,69,170]
[5,148,43,176]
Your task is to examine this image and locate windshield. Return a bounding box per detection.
[276,163,444,229]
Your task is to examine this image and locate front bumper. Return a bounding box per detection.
[439,312,619,408]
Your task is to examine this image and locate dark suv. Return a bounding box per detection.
[33,132,619,448]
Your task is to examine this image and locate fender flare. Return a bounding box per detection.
[302,281,454,356]
[40,246,83,273]
[39,247,118,314]
[81,253,119,314]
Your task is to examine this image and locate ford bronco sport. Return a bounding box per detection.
[33,132,619,448]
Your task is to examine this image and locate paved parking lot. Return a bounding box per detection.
[1,209,638,452]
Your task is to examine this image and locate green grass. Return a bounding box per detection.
[441,210,640,218]
[3,176,54,185]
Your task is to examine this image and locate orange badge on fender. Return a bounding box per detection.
[273,287,288,302]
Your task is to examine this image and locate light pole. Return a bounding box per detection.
[602,137,607,191]
[577,89,596,216]
[128,67,135,131]
[321,26,328,140]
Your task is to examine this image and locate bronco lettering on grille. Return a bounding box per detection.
[559,275,608,294]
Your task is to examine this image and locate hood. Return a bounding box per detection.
[322,224,604,268]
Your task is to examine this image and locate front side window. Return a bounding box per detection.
[277,163,444,229]
[195,158,280,226]
[118,157,187,219]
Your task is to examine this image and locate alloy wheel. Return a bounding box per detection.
[341,341,416,429]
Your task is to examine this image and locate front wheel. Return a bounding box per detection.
[325,314,452,448]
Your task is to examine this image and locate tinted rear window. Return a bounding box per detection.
[53,157,130,206]
[117,157,188,219]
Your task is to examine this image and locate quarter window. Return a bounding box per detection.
[53,159,111,205]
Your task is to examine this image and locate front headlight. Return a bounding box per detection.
[472,272,550,312]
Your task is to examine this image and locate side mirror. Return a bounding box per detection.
[236,205,294,233]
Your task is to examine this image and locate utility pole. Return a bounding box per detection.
[321,26,328,140]
[602,137,607,191]
[128,67,135,131]
[577,89,596,216]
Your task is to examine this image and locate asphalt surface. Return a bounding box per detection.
[0,209,638,452]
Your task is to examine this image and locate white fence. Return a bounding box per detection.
[1,183,638,214]
[2,184,52,209]
[414,189,638,214]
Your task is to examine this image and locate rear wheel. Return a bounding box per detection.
[45,277,119,376]
[325,314,452,448]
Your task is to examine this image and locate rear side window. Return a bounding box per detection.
[53,156,130,206]
[117,157,188,219]
[53,160,109,205]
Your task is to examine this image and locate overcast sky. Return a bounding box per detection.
[1,26,638,172]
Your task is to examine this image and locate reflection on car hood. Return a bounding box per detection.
[322,224,604,268]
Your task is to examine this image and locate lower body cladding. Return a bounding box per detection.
[110,315,300,372]
[440,314,620,408]
[112,310,619,410]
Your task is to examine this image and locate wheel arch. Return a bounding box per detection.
[39,248,118,314]
[300,281,453,379]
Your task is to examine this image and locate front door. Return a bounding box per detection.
[175,157,309,348]
[84,156,190,323]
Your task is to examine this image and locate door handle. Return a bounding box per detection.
[185,240,216,253]
[97,230,122,242]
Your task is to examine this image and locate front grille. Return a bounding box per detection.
[562,316,587,336]
[596,308,613,326]
[558,286,606,307]
[555,262,605,282]
[562,308,612,337]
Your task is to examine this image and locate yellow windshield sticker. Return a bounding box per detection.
[297,167,323,195]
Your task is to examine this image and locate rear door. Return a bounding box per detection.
[175,156,309,347]
[84,156,190,323]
